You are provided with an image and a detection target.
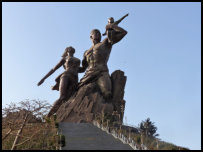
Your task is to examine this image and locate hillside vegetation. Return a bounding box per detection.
[2,99,64,150]
[95,113,189,150]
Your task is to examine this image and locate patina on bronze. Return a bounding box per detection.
[79,16,128,100]
[37,46,82,117]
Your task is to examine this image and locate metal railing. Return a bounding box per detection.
[92,120,147,150]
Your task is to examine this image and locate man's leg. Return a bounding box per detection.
[97,72,112,100]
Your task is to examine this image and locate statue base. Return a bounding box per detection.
[56,70,127,123]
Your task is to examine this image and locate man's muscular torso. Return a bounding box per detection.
[79,26,127,98]
[85,38,112,72]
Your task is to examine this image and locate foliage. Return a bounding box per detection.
[139,117,159,138]
[135,135,141,144]
[103,112,117,125]
[55,122,59,128]
[2,99,60,150]
[94,114,189,150]
[58,134,66,147]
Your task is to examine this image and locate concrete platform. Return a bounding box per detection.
[59,122,133,150]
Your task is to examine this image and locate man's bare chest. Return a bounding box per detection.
[92,43,110,56]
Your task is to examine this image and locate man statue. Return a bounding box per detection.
[79,16,128,100]
[37,46,82,117]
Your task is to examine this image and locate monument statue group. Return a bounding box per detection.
[38,14,129,123]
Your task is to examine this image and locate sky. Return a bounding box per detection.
[2,2,201,150]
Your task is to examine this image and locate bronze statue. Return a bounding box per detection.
[37,46,81,117]
[79,14,128,100]
[102,13,129,38]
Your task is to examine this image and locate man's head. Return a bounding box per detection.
[108,17,114,24]
[62,46,75,57]
[90,29,101,45]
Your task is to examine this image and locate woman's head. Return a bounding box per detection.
[62,46,75,57]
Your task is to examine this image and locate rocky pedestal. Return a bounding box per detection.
[56,70,127,123]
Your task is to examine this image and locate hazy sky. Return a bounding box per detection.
[2,2,201,150]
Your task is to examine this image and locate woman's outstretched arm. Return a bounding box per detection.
[37,58,65,86]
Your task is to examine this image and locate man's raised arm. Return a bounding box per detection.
[107,24,128,45]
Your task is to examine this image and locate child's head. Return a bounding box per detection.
[108,17,114,24]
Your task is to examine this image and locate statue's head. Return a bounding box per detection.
[90,29,101,45]
[62,46,75,57]
[108,17,114,24]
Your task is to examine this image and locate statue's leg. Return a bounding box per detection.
[97,72,112,100]
[47,76,69,117]
[59,76,69,101]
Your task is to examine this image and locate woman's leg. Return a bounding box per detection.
[47,76,69,117]
[59,76,69,101]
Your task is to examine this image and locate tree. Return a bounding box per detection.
[2,99,52,150]
[139,118,159,138]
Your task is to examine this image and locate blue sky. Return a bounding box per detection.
[2,2,201,150]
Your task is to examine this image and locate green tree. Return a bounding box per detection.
[139,118,159,138]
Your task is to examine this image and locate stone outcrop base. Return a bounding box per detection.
[56,70,126,123]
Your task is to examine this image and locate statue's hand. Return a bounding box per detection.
[102,33,106,36]
[37,79,45,86]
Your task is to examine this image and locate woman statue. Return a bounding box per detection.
[37,46,82,117]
